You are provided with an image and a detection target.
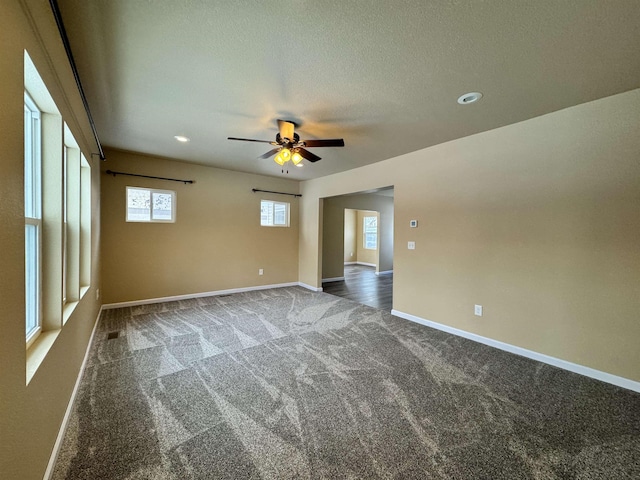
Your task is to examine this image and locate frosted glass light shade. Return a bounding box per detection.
[274,152,285,165]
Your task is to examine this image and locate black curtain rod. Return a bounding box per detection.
[252,189,301,198]
[106,170,194,185]
[49,0,106,161]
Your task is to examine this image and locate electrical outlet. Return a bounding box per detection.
[474,304,483,316]
[408,241,415,250]
[259,269,264,275]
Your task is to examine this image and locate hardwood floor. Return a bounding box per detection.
[322,264,393,311]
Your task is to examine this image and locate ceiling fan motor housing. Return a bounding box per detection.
[276,132,300,145]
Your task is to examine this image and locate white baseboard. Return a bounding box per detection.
[344,262,356,265]
[44,305,103,480]
[298,282,323,292]
[356,262,376,267]
[102,282,301,309]
[322,276,345,283]
[391,309,640,393]
[375,270,393,276]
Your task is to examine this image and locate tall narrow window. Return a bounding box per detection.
[363,216,378,250]
[24,92,42,345]
[62,123,83,314]
[79,154,91,291]
[62,144,68,305]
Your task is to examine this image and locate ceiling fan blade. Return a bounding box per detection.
[277,120,295,141]
[228,137,274,144]
[297,148,322,163]
[302,138,345,148]
[259,148,281,159]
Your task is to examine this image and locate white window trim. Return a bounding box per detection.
[25,218,42,348]
[260,200,290,227]
[126,186,176,223]
[62,145,68,305]
[363,215,378,250]
[24,91,42,346]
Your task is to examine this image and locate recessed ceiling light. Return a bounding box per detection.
[295,163,304,167]
[457,92,483,105]
[174,135,190,143]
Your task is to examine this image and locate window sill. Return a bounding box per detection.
[63,300,79,325]
[26,329,60,384]
[80,285,90,299]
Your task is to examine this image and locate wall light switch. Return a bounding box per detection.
[259,269,264,275]
[408,241,416,250]
[410,220,418,228]
[474,305,483,316]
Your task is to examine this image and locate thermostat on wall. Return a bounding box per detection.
[410,220,418,228]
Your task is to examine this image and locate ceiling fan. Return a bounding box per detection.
[228,119,345,166]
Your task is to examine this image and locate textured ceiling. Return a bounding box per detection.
[57,0,640,180]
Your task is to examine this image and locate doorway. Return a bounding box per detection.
[321,187,394,311]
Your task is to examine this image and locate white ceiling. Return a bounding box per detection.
[58,0,640,181]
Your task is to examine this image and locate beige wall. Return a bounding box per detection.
[356,210,379,265]
[1,2,102,478]
[301,89,640,382]
[101,149,299,304]
[344,209,356,263]
[322,194,394,279]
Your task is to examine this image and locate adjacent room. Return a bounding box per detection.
[2,1,639,479]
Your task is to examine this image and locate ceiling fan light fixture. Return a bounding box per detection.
[229,119,344,169]
[274,152,286,165]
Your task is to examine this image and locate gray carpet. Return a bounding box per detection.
[53,287,640,479]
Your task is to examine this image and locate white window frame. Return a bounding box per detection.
[25,91,42,346]
[126,186,176,223]
[79,153,91,291]
[62,144,68,305]
[260,200,290,227]
[363,215,378,250]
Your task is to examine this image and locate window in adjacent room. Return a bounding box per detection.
[260,200,289,227]
[363,215,378,250]
[24,91,42,346]
[126,187,176,222]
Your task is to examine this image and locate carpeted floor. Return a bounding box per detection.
[53,286,640,479]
